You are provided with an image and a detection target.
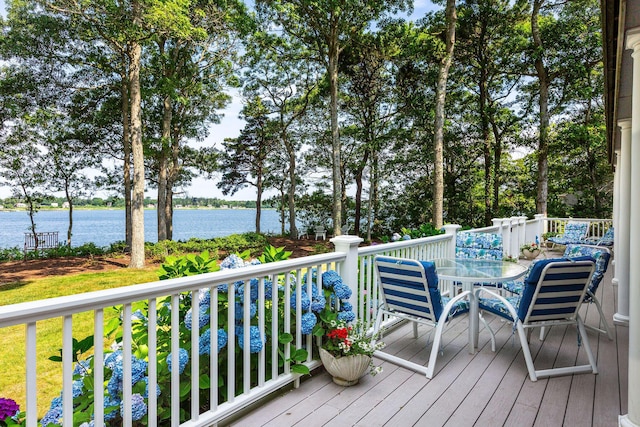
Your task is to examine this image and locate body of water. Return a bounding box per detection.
[0,209,287,249]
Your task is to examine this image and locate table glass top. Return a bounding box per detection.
[431,258,528,282]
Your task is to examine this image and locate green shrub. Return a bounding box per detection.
[0,247,23,262]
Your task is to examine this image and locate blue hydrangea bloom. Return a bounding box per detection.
[322,271,343,288]
[217,283,229,293]
[311,293,326,312]
[199,328,229,355]
[131,309,147,323]
[402,234,411,240]
[290,290,310,311]
[234,302,257,320]
[199,289,211,306]
[49,397,62,410]
[238,279,259,303]
[220,254,246,269]
[237,325,263,353]
[184,304,211,330]
[264,279,274,299]
[72,379,84,399]
[300,312,317,334]
[302,268,318,285]
[120,393,147,421]
[73,360,90,377]
[333,283,352,300]
[105,352,147,396]
[141,377,161,398]
[104,395,121,421]
[40,405,62,426]
[337,310,356,323]
[104,350,122,370]
[340,301,353,312]
[166,348,189,374]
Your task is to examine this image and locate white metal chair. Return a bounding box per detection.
[372,256,470,379]
[503,245,613,340]
[478,257,598,381]
[314,226,326,240]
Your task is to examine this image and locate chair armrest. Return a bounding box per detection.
[475,287,519,322]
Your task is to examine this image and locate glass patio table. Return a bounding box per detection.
[431,258,528,353]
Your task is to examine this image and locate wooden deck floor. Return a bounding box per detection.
[227,265,627,427]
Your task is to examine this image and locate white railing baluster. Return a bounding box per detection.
[147,299,157,427]
[242,279,251,396]
[270,274,279,381]
[227,282,235,403]
[283,272,291,375]
[170,294,180,427]
[191,290,199,422]
[94,309,104,427]
[210,287,218,412]
[122,304,132,427]
[258,277,265,387]
[62,315,73,427]
[25,322,36,427]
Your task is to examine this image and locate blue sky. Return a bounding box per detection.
[0,1,440,200]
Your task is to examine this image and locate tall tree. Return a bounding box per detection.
[257,0,411,235]
[432,0,457,229]
[242,29,318,238]
[217,100,277,233]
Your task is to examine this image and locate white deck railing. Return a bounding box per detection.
[0,215,612,426]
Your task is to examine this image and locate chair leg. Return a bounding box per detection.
[586,294,614,340]
[577,315,599,375]
[479,312,496,352]
[517,323,539,381]
[539,326,546,341]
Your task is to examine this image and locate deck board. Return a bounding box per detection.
[226,267,627,427]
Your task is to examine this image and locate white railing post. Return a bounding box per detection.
[331,235,364,318]
[517,216,527,251]
[442,224,461,259]
[534,214,545,242]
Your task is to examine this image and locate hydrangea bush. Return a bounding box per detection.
[32,245,350,426]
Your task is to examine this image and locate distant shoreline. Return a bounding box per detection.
[0,206,275,212]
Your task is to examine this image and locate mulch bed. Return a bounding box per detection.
[0,237,333,285]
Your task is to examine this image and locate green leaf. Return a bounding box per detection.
[291,364,310,375]
[199,374,210,389]
[292,348,308,362]
[279,332,293,344]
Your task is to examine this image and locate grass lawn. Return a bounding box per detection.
[0,267,159,417]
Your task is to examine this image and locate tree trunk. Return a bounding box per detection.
[65,184,73,246]
[354,150,369,237]
[433,0,457,229]
[532,0,549,216]
[256,171,263,234]
[128,4,145,268]
[120,66,132,250]
[157,93,172,242]
[284,133,297,238]
[328,30,342,236]
[479,73,492,225]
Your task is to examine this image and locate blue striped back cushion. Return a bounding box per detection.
[375,256,443,321]
[518,257,594,322]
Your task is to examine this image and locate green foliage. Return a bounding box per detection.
[257,244,292,263]
[157,250,220,280]
[0,247,23,262]
[399,223,444,239]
